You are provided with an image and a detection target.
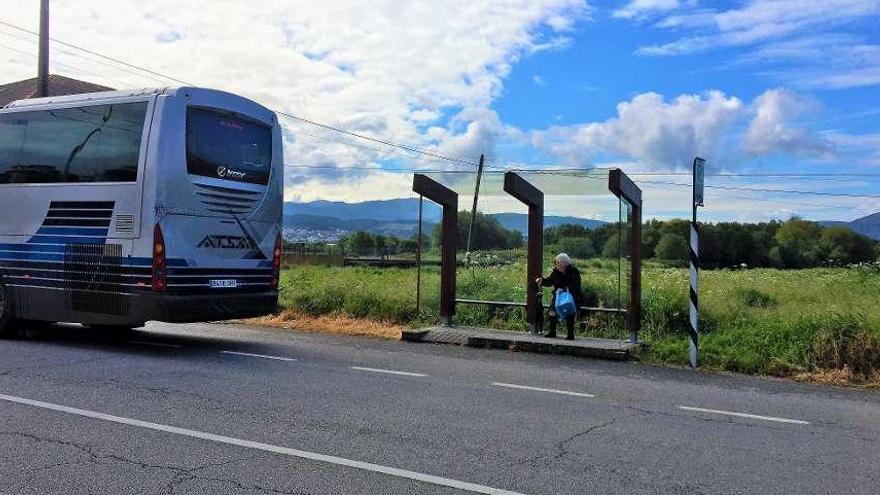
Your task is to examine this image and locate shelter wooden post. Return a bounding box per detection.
[413,174,458,326]
[503,172,544,334]
[609,169,642,343]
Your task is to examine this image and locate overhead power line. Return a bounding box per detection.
[283,165,476,174]
[500,167,880,178]
[276,110,481,168]
[638,184,860,211]
[287,126,509,169]
[635,172,880,179]
[0,27,169,86]
[0,20,192,85]
[2,18,878,195]
[0,19,487,169]
[0,42,136,88]
[640,180,880,199]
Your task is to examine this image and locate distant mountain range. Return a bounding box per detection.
[817,212,880,240]
[283,199,439,239]
[285,213,433,239]
[283,198,606,240]
[490,213,606,232]
[284,198,442,223]
[283,199,880,242]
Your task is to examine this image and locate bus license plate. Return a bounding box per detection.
[209,279,238,288]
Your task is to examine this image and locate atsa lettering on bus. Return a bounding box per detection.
[216,166,247,180]
[197,235,257,249]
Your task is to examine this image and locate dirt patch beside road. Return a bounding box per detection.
[244,310,402,340]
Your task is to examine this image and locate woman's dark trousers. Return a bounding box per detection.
[547,313,575,340]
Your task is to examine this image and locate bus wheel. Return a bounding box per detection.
[0,283,15,338]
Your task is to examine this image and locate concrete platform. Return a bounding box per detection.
[402,326,642,360]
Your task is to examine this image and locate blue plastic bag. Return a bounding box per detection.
[555,289,577,319]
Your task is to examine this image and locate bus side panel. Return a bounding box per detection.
[0,234,21,319]
[0,96,157,325]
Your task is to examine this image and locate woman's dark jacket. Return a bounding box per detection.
[540,265,583,309]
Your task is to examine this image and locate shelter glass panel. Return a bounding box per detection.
[422,169,631,334]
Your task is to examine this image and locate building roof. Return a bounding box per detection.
[0,74,113,108]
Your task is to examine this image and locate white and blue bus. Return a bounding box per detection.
[0,87,283,336]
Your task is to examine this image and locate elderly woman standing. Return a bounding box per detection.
[535,253,583,340]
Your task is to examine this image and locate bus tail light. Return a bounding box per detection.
[271,232,282,289]
[152,224,167,292]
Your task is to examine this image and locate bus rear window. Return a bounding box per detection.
[186,107,272,185]
[0,102,147,184]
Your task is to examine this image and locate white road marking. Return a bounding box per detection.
[350,366,426,377]
[0,393,524,495]
[677,406,810,425]
[491,382,595,398]
[129,340,182,349]
[220,351,297,362]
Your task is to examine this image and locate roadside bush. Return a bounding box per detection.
[812,314,880,377]
[819,227,877,265]
[657,259,688,268]
[734,288,777,309]
[601,233,620,259]
[555,236,596,259]
[654,233,688,261]
[640,280,692,339]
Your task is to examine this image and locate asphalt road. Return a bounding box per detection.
[0,321,878,495]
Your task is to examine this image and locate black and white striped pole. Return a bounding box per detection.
[689,157,705,369]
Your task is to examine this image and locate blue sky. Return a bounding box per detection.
[487,1,880,221]
[498,9,880,133]
[2,0,879,222]
[497,3,880,136]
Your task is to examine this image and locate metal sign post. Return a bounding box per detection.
[689,157,705,369]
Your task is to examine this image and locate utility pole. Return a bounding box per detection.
[464,154,485,267]
[37,0,50,97]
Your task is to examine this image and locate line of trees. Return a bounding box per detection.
[311,215,879,268]
[643,218,879,268]
[334,211,525,257]
[545,218,879,268]
[338,231,432,256]
[433,211,524,252]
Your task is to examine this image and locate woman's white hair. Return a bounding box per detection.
[555,253,572,267]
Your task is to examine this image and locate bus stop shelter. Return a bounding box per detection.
[404,168,643,359]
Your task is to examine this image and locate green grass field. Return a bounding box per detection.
[278,258,880,380]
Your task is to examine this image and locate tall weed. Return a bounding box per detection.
[279,263,880,379]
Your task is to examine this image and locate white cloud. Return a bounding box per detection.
[0,0,590,201]
[640,0,879,55]
[612,0,687,20]
[632,0,880,88]
[532,75,546,86]
[713,0,877,38]
[430,108,506,163]
[1,0,873,218]
[744,88,834,158]
[529,88,844,171]
[783,44,880,89]
[715,35,880,90]
[824,131,880,167]
[531,90,744,169]
[287,169,416,203]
